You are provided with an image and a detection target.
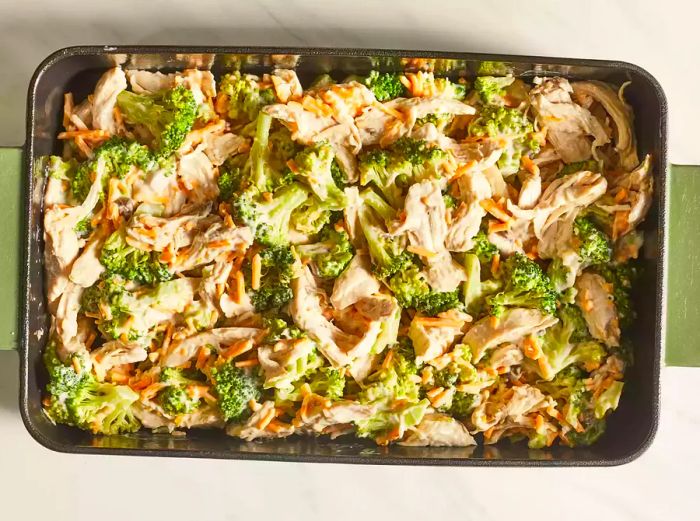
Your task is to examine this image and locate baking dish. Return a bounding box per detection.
[0,45,680,465]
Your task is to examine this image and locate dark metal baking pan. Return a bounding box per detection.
[1,46,670,465]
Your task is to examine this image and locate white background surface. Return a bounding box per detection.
[0,1,698,519]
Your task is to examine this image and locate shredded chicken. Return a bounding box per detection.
[330,253,381,310]
[530,77,609,163]
[401,413,476,446]
[575,272,620,347]
[91,67,127,134]
[464,308,558,362]
[162,326,261,367]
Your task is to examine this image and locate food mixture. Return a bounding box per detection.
[41,63,652,448]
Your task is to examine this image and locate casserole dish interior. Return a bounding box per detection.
[20,47,665,465]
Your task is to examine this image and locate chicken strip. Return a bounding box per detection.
[91,67,127,134]
[330,253,381,310]
[464,308,558,362]
[575,272,620,347]
[530,77,609,163]
[400,413,476,446]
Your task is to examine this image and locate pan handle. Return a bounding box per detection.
[0,147,22,351]
[666,164,700,366]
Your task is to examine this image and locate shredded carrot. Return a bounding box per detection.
[286,159,299,174]
[535,414,545,432]
[195,346,212,370]
[484,427,495,440]
[488,220,510,234]
[256,407,276,430]
[57,129,110,140]
[267,419,292,433]
[522,335,541,360]
[521,155,540,176]
[614,188,628,203]
[84,332,97,350]
[381,350,394,370]
[162,323,174,352]
[234,358,259,368]
[251,253,261,290]
[425,387,445,401]
[421,367,434,385]
[63,93,74,129]
[75,136,92,158]
[222,339,254,360]
[489,316,499,328]
[480,198,512,223]
[233,270,245,304]
[406,245,436,259]
[491,253,501,274]
[414,316,464,328]
[207,239,230,249]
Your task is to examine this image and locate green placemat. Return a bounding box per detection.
[667,164,700,366]
[0,148,21,350]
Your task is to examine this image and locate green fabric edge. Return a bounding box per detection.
[0,147,22,350]
[667,164,700,366]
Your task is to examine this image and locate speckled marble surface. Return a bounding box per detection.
[0,1,698,519]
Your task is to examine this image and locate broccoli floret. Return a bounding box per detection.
[295,226,354,278]
[358,139,448,208]
[209,362,262,422]
[68,379,142,434]
[81,276,133,340]
[262,315,304,343]
[416,113,454,132]
[330,159,347,188]
[537,306,606,380]
[392,137,448,181]
[269,126,301,164]
[116,85,197,158]
[469,231,499,264]
[217,155,249,201]
[358,149,408,208]
[159,386,201,415]
[358,191,412,279]
[42,341,92,424]
[219,71,277,123]
[251,284,293,313]
[487,253,558,317]
[594,263,638,329]
[363,71,407,101]
[574,217,611,265]
[387,262,429,308]
[593,380,624,419]
[359,347,421,406]
[415,290,462,315]
[469,106,539,175]
[70,137,154,201]
[250,245,296,312]
[247,112,293,193]
[432,77,468,100]
[45,156,76,180]
[549,217,611,292]
[450,391,477,422]
[44,341,142,435]
[74,217,93,238]
[233,182,309,247]
[159,367,206,386]
[292,142,347,210]
[100,229,172,285]
[290,196,339,236]
[307,367,346,401]
[567,418,606,447]
[473,76,515,105]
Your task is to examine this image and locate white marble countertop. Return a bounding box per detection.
[1,1,698,519]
